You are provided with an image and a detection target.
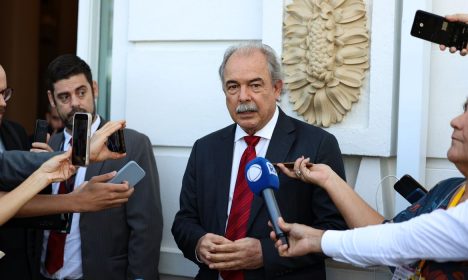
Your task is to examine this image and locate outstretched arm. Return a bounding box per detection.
[12,172,134,217]
[272,201,468,266]
[277,157,383,228]
[0,151,75,225]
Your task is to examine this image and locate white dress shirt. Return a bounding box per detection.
[226,106,279,218]
[41,116,101,279]
[217,107,279,280]
[321,199,468,267]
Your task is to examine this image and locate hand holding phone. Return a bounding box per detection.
[108,161,146,188]
[34,119,49,143]
[72,113,92,166]
[411,10,468,51]
[107,129,126,153]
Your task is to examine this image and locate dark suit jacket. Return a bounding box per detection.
[37,123,163,280]
[172,109,347,280]
[0,119,34,279]
[0,151,58,188]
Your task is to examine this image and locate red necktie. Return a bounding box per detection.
[45,140,75,275]
[221,136,260,280]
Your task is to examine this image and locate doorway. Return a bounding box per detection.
[0,0,78,133]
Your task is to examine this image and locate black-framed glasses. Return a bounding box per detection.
[0,88,13,102]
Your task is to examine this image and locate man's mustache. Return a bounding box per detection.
[236,103,258,113]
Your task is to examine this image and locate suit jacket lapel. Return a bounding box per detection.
[49,131,65,151]
[247,109,296,232]
[215,125,236,235]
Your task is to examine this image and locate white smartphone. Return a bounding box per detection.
[108,161,146,188]
[71,112,92,166]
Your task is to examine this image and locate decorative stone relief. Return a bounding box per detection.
[283,0,369,127]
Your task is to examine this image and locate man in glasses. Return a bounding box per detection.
[0,65,29,153]
[0,64,36,278]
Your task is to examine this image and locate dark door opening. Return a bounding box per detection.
[0,0,78,133]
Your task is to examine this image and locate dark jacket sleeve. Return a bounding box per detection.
[125,130,163,279]
[0,151,59,190]
[310,132,347,230]
[171,140,207,266]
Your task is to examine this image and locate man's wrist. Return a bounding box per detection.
[63,192,81,212]
[317,230,325,253]
[194,248,203,264]
[195,236,204,264]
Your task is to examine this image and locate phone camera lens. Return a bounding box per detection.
[419,22,424,28]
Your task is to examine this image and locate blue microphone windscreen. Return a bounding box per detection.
[245,157,279,195]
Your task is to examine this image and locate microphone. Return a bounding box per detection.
[245,157,288,246]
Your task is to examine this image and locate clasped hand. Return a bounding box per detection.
[196,233,263,271]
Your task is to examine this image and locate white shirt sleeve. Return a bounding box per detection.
[321,200,468,267]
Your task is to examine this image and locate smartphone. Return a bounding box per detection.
[107,129,126,153]
[394,174,428,204]
[71,112,92,166]
[34,119,49,143]
[272,162,313,169]
[411,10,468,50]
[108,161,146,188]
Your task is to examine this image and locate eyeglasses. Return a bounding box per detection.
[0,88,13,102]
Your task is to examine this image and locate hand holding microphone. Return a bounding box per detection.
[245,157,289,246]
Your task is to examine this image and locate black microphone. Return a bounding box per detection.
[245,157,288,246]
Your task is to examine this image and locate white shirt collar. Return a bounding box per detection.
[234,106,279,142]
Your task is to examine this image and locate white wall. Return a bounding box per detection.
[110,0,266,276]
[75,0,468,278]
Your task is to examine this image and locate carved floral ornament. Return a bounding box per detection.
[283,0,369,127]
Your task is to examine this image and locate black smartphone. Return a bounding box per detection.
[107,129,126,153]
[71,112,92,166]
[34,119,49,143]
[411,10,468,50]
[394,174,428,204]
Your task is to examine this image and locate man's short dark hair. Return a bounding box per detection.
[46,54,93,94]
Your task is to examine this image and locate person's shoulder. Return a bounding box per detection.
[122,128,153,150]
[432,177,465,192]
[195,124,235,144]
[122,127,149,140]
[1,119,29,148]
[284,114,335,138]
[1,119,27,134]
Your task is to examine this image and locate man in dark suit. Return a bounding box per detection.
[0,64,36,279]
[172,43,347,279]
[34,55,163,280]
